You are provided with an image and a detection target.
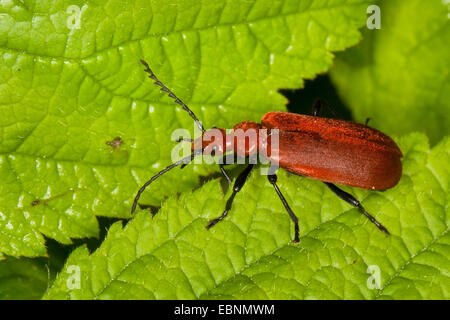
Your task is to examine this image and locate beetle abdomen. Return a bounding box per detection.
[262,112,403,190]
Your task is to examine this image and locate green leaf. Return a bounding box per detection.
[0,240,66,299]
[44,133,449,300]
[0,0,371,257]
[0,256,50,299]
[330,0,450,144]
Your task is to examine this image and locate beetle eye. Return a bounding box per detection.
[210,145,217,156]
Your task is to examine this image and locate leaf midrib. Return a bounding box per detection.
[90,190,449,299]
[376,226,449,298]
[91,186,361,299]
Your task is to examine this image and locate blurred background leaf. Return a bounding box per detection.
[330,0,450,145]
[0,256,51,299]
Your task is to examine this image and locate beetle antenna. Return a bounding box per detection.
[140,59,205,133]
[131,150,201,214]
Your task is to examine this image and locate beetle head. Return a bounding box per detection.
[191,128,227,156]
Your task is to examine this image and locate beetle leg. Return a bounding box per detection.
[219,164,232,186]
[268,174,300,243]
[324,182,390,235]
[206,164,254,229]
[175,137,193,143]
[218,153,243,186]
[312,98,325,116]
[312,98,337,118]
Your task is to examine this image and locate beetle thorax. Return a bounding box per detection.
[191,121,266,157]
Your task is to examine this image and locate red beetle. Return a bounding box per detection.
[133,60,403,243]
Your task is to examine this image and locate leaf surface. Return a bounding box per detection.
[0,256,50,299]
[331,0,450,144]
[44,133,450,300]
[0,0,371,257]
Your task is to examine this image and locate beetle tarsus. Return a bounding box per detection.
[206,214,226,229]
[369,215,390,235]
[379,224,391,235]
[325,182,391,235]
[293,223,300,244]
[357,205,390,235]
[205,164,254,230]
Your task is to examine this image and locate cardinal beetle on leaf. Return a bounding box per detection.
[132,59,403,243]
